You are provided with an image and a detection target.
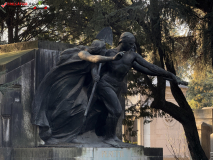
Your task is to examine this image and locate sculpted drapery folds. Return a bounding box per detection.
[31,40,123,145]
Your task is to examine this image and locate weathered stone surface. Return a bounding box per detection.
[201,122,212,159]
[94,147,144,160]
[11,147,92,160]
[0,146,162,160]
[1,49,35,73]
[0,147,12,160]
[210,152,213,160]
[144,148,163,156]
[194,109,213,124]
[211,133,213,152]
[37,40,74,51]
[0,40,74,54]
[42,130,140,148]
[35,49,60,88]
[0,41,75,149]
[0,41,38,53]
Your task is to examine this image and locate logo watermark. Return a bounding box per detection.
[1,1,49,10]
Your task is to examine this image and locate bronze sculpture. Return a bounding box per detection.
[86,32,187,147]
[31,39,123,145]
[32,31,187,147]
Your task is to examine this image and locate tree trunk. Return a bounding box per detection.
[6,6,15,44]
[208,19,213,67]
[152,91,208,160]
[14,9,19,43]
[148,0,209,159]
[183,118,208,160]
[150,0,166,105]
[165,54,208,160]
[7,26,14,43]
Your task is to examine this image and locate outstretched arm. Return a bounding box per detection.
[134,53,173,78]
[133,53,188,85]
[78,51,123,63]
[133,61,179,82]
[133,61,161,76]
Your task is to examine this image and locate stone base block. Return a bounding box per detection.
[0,147,12,160]
[0,146,163,160]
[210,152,213,160]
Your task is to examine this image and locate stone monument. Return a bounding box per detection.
[0,28,188,159]
[31,28,187,148]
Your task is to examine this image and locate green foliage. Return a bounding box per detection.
[187,69,213,109]
[0,0,56,43]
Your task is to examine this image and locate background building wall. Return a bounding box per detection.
[124,82,190,159]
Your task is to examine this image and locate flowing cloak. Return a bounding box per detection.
[31,46,96,143]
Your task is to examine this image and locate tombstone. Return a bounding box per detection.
[0,41,163,160]
[201,122,212,159]
[194,108,213,159]
[210,133,213,160]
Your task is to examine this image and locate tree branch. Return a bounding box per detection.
[144,74,157,94]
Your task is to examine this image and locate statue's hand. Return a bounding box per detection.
[93,74,100,82]
[173,75,188,86]
[179,80,188,86]
[113,52,125,60]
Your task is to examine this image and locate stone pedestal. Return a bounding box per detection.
[211,134,213,160]
[211,152,213,160]
[0,146,163,160]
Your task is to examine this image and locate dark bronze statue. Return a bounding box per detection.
[32,31,187,147]
[85,32,187,147]
[31,39,123,145]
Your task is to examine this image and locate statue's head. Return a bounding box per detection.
[118,32,136,51]
[88,40,106,55]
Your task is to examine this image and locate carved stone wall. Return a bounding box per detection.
[0,41,74,148]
